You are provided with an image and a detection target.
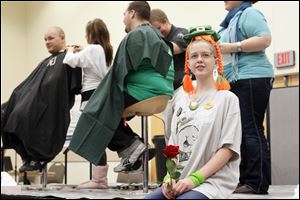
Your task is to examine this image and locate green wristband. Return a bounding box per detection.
[163,174,170,182]
[188,171,205,187]
[194,171,205,184]
[188,175,201,187]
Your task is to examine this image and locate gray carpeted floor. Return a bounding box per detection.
[1,184,298,199]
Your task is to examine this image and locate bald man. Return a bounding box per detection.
[1,26,82,173]
[45,26,66,54]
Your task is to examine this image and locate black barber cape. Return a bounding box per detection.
[2,51,81,162]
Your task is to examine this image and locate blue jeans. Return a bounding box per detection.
[144,187,209,199]
[230,78,273,194]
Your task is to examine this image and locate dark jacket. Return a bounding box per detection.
[2,51,81,162]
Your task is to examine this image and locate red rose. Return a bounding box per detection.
[163,145,180,158]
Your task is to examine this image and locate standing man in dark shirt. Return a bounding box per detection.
[150,8,188,90]
[150,9,189,142]
[1,26,82,173]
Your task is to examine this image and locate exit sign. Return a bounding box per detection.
[274,50,295,68]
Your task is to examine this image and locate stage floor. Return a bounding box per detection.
[1,184,298,199]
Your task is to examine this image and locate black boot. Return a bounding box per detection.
[19,161,43,173]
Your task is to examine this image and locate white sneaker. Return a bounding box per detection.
[114,140,146,172]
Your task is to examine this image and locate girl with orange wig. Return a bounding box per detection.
[145,26,242,199]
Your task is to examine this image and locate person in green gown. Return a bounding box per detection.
[69,1,174,173]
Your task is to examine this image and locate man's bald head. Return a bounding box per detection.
[50,26,65,38]
[44,26,66,54]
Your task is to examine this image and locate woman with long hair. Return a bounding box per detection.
[63,18,113,189]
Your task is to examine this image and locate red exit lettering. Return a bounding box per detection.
[274,50,295,68]
[277,52,290,65]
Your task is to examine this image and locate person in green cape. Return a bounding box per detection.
[69,1,174,173]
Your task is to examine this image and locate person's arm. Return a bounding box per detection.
[172,147,234,196]
[66,45,83,53]
[172,42,184,55]
[172,31,188,55]
[63,45,93,68]
[219,35,271,54]
[196,147,234,179]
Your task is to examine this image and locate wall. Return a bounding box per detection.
[257,1,299,76]
[1,1,299,102]
[273,74,299,88]
[1,2,27,101]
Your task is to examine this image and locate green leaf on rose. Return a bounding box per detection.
[172,172,181,180]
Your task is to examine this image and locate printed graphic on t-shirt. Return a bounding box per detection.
[177,125,199,162]
[174,95,216,164]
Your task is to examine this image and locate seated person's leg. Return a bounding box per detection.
[6,134,44,173]
[1,103,7,132]
[17,147,43,173]
[107,92,148,172]
[144,187,165,199]
[108,120,146,172]
[78,153,109,189]
[2,105,44,173]
[2,133,32,171]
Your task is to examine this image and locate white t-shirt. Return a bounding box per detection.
[63,44,109,93]
[169,89,242,199]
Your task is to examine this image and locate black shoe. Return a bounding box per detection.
[19,161,29,173]
[19,161,43,173]
[234,184,256,194]
[234,184,268,195]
